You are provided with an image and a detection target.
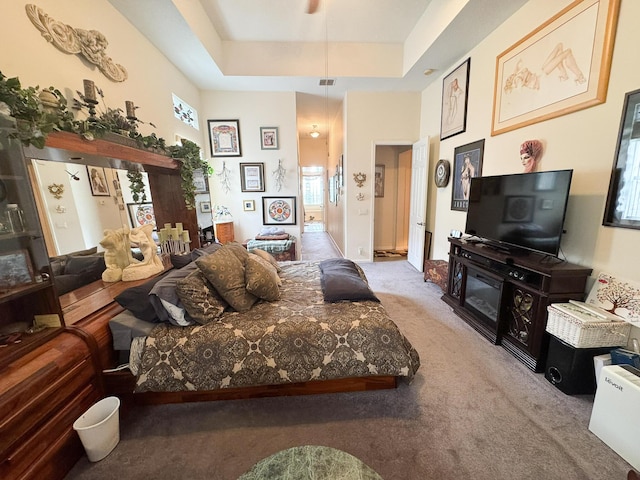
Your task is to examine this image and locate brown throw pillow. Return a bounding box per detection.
[245,255,281,301]
[225,241,250,262]
[249,253,282,286]
[251,248,282,272]
[176,270,228,324]
[196,246,257,312]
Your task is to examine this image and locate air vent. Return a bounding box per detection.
[319,78,335,86]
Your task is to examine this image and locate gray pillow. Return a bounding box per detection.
[149,262,199,325]
[319,258,380,303]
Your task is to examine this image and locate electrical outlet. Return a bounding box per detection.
[358,247,363,255]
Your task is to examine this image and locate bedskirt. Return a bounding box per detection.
[133,261,420,393]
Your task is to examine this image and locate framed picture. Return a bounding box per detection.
[243,199,255,211]
[200,201,211,213]
[193,168,208,193]
[262,196,297,225]
[240,163,265,192]
[441,58,470,140]
[491,0,620,136]
[329,175,336,204]
[375,165,385,197]
[0,249,34,289]
[603,88,640,230]
[207,119,242,157]
[260,127,279,150]
[451,139,484,212]
[87,166,110,196]
[127,202,156,228]
[338,154,344,186]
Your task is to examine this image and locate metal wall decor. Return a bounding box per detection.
[273,159,286,191]
[25,4,128,82]
[353,172,366,188]
[47,183,64,199]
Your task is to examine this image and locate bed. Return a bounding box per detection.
[109,243,420,398]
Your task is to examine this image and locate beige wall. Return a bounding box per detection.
[344,91,421,260]
[419,0,640,341]
[199,90,301,245]
[325,105,345,255]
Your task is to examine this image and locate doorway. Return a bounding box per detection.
[373,145,412,261]
[301,166,325,232]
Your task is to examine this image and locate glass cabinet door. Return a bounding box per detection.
[0,115,63,367]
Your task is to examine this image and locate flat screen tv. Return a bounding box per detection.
[464,169,573,257]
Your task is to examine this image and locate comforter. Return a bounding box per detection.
[133,261,420,392]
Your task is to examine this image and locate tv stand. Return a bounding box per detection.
[442,237,592,372]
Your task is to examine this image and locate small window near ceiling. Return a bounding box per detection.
[172,93,199,130]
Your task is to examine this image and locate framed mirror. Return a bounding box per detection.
[603,88,640,230]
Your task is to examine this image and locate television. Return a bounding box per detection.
[464,169,573,257]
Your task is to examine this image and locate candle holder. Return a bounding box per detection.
[125,101,138,131]
[85,98,99,121]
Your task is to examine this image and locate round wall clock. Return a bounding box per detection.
[435,159,451,188]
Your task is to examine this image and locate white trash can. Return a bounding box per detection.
[73,396,121,462]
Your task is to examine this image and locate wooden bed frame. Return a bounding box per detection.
[105,371,398,406]
[62,277,399,408]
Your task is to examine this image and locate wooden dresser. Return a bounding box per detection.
[0,330,101,480]
[214,220,235,244]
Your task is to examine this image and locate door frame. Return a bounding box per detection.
[370,140,417,261]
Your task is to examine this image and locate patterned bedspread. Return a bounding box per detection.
[134,261,420,392]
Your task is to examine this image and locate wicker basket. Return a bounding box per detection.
[546,303,631,348]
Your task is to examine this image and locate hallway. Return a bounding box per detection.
[300,231,342,261]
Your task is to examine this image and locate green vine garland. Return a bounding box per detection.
[168,139,212,210]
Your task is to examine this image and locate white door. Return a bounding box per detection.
[407,138,429,271]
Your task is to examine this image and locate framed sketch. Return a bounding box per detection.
[127,202,156,228]
[375,165,385,197]
[207,119,242,157]
[0,250,34,289]
[603,88,640,230]
[262,196,297,225]
[87,166,110,196]
[451,139,484,212]
[492,0,620,136]
[243,200,255,211]
[441,58,470,140]
[260,127,279,150]
[200,201,211,213]
[240,163,265,192]
[192,168,208,193]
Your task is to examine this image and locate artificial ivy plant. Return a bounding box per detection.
[0,71,74,148]
[168,139,212,210]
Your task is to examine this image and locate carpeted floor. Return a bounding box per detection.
[65,232,633,480]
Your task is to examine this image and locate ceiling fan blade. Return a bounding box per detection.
[307,0,320,14]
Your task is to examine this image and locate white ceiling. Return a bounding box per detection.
[109,0,529,139]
